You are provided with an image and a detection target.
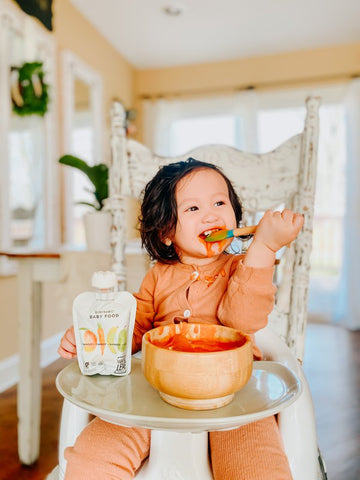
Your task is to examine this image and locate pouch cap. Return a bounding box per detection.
[92,271,117,289]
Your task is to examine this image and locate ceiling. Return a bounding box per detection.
[70,0,360,70]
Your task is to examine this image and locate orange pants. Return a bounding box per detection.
[65,415,292,480]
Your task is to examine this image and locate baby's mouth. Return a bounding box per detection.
[198,227,228,258]
[198,228,222,241]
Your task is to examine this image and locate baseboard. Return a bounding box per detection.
[0,331,65,393]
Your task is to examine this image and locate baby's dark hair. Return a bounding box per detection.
[139,157,242,263]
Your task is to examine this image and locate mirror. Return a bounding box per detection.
[62,50,103,247]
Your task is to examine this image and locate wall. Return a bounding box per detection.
[136,43,360,97]
[0,0,136,369]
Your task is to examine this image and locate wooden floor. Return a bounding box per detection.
[0,322,359,480]
[302,322,360,480]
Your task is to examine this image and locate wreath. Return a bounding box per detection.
[11,61,49,116]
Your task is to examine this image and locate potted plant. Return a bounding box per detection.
[59,155,111,251]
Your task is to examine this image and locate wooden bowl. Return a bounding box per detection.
[141,323,253,410]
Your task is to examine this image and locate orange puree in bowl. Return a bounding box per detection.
[150,333,246,353]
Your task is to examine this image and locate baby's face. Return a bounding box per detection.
[170,168,237,265]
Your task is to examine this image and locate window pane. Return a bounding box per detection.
[9,116,45,248]
[70,79,94,247]
[170,115,237,155]
[308,104,346,318]
[258,104,346,318]
[257,108,305,153]
[71,122,94,246]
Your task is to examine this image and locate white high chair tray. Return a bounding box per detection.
[56,359,301,433]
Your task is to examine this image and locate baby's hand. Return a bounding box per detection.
[58,326,77,359]
[255,209,304,252]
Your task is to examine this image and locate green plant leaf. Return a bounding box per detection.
[59,155,108,210]
[11,61,49,117]
[76,201,98,209]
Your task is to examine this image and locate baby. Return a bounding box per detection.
[59,158,303,480]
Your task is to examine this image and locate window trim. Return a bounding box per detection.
[61,50,103,246]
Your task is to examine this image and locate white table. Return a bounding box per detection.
[0,251,61,465]
[56,357,302,479]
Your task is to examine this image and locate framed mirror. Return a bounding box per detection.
[61,50,103,247]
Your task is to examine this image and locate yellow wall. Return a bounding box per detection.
[136,43,360,98]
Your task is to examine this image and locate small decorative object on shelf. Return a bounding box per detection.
[112,99,137,136]
[11,61,49,117]
[125,108,137,136]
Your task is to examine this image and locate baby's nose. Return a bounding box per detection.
[202,210,219,222]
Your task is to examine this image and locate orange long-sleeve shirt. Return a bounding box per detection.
[65,255,291,480]
[132,253,276,358]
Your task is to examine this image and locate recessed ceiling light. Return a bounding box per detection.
[162,2,184,17]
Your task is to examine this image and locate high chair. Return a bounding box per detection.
[48,97,327,479]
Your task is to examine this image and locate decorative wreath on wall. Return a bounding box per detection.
[10,61,49,116]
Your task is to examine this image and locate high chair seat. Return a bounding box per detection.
[47,327,324,480]
[48,96,327,479]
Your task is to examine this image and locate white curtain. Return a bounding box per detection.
[143,91,258,156]
[143,99,177,155]
[334,79,360,329]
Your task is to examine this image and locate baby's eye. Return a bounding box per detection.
[186,206,198,212]
[214,201,225,207]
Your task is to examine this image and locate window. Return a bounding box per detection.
[71,112,95,246]
[257,108,305,153]
[0,2,58,270]
[170,115,239,155]
[257,101,346,318]
[9,117,45,248]
[61,51,103,248]
[154,86,348,319]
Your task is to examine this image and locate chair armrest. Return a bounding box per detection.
[255,326,319,480]
[255,326,300,372]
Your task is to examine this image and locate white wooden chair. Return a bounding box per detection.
[108,97,320,362]
[48,97,327,479]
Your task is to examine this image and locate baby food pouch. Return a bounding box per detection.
[73,271,136,376]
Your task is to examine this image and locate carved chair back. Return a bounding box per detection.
[108,97,320,361]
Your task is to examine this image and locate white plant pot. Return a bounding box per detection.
[84,210,112,252]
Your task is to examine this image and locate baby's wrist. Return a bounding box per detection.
[244,239,276,267]
[252,238,277,253]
